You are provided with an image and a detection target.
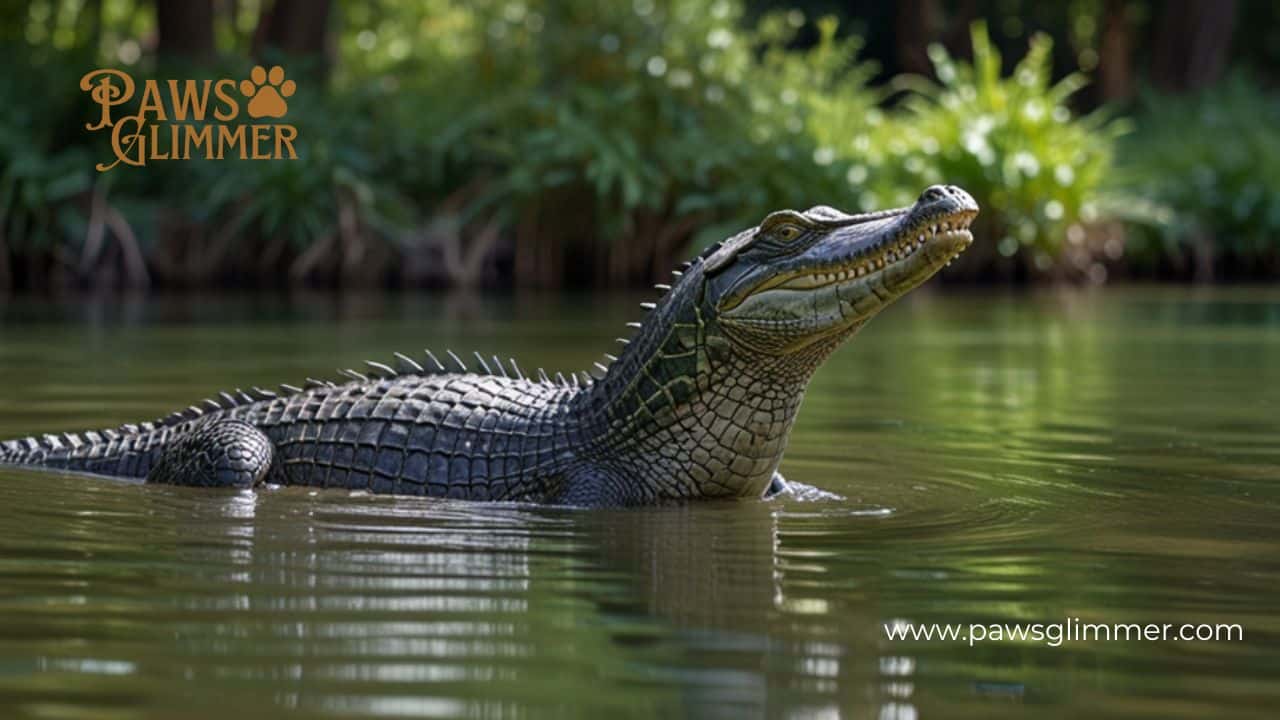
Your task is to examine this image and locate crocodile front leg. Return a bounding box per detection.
[147,419,276,488]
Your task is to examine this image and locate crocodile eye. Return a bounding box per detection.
[773,224,803,242]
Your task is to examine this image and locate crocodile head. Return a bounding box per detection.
[703,185,978,355]
[583,185,980,504]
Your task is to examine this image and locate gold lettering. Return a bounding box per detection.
[137,80,167,122]
[168,79,211,121]
[104,114,146,171]
[86,70,300,169]
[251,125,271,159]
[217,124,246,160]
[148,123,170,160]
[79,69,135,131]
[212,79,239,121]
[184,125,212,160]
[275,125,298,159]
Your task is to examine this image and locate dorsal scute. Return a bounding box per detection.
[135,327,661,438]
[593,250,704,387]
[147,346,574,433]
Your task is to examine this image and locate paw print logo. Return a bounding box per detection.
[240,65,296,119]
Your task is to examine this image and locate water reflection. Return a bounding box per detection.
[0,470,903,717]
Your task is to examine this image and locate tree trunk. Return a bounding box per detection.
[155,0,214,60]
[941,0,978,62]
[1098,0,1135,102]
[1149,0,1237,92]
[894,0,941,76]
[253,0,332,73]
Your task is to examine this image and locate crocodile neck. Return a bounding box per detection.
[571,261,834,503]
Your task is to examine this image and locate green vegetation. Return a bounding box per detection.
[870,23,1123,279]
[1118,74,1280,279]
[0,0,1275,291]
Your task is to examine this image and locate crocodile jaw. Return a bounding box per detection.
[720,216,975,352]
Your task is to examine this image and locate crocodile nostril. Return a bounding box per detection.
[943,185,978,211]
[920,186,948,203]
[916,184,979,215]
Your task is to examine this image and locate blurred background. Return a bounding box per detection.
[1,0,1277,293]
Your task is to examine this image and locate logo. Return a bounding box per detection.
[240,65,296,118]
[79,65,299,172]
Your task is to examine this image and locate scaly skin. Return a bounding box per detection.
[0,186,978,506]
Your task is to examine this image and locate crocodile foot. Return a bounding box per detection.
[147,419,275,488]
[763,471,789,499]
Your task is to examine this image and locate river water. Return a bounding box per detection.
[0,288,1276,718]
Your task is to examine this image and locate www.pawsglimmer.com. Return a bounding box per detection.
[884,618,1244,647]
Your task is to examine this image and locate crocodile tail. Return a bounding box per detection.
[0,426,164,480]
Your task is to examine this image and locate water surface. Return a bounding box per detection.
[0,288,1277,718]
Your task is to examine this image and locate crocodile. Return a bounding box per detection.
[0,185,977,506]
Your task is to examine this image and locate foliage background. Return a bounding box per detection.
[0,0,1275,292]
